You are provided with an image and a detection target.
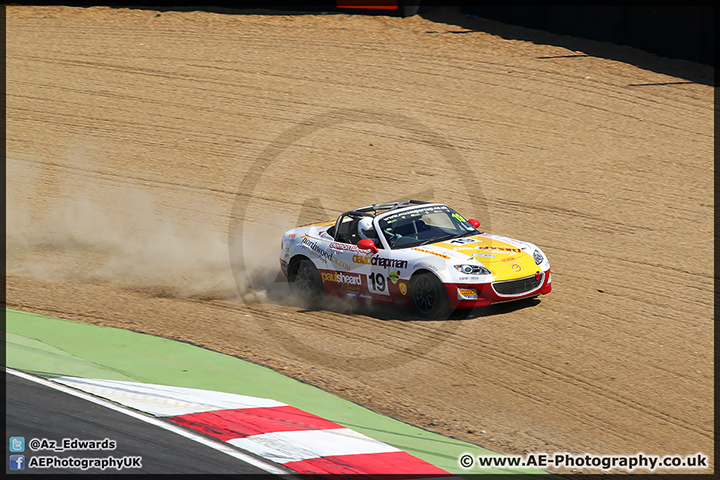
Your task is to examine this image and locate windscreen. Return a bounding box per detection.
[377,205,477,249]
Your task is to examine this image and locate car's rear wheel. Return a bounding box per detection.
[409,272,452,319]
[289,258,323,304]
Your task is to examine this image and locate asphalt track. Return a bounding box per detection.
[5,372,284,474]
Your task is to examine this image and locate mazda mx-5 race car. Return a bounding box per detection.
[279,200,551,318]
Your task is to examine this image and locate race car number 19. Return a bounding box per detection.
[368,272,387,294]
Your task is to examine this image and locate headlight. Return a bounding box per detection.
[533,249,544,265]
[454,264,491,275]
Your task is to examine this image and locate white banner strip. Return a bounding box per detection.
[228,428,400,464]
[54,376,285,416]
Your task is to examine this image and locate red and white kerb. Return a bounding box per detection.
[53,377,451,476]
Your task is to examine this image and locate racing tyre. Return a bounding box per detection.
[409,272,452,319]
[289,258,323,306]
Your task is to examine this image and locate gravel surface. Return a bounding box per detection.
[6,5,713,474]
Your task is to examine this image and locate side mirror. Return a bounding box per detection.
[357,238,379,253]
[468,219,481,228]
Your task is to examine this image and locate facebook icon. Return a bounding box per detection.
[9,455,25,471]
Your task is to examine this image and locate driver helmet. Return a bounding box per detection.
[358,217,376,240]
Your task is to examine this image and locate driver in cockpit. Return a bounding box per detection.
[357,217,382,248]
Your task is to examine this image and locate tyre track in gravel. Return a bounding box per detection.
[238,296,713,446]
[31,290,710,455]
[13,271,710,452]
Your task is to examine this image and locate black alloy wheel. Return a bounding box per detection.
[289,258,323,304]
[409,272,451,319]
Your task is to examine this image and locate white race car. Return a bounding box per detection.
[279,200,551,318]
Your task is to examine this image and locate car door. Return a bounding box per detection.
[367,249,411,299]
[325,216,371,298]
[370,217,413,300]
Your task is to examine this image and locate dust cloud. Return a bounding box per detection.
[6,156,372,313]
[6,157,284,304]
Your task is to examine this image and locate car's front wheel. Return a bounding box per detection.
[409,272,452,319]
[289,258,323,305]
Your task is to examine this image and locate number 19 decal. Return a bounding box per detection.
[368,272,388,295]
[450,237,476,245]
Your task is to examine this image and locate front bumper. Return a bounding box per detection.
[445,270,552,309]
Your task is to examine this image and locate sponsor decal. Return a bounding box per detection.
[448,237,479,248]
[471,253,495,258]
[482,233,526,248]
[473,246,522,254]
[412,261,439,272]
[352,254,372,264]
[451,212,467,223]
[508,239,527,248]
[382,205,451,223]
[399,283,407,295]
[301,237,333,263]
[330,242,372,253]
[373,256,408,269]
[321,271,363,288]
[512,264,521,272]
[457,288,478,300]
[287,233,297,239]
[389,270,400,284]
[411,247,452,259]
[352,254,408,269]
[332,258,353,271]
